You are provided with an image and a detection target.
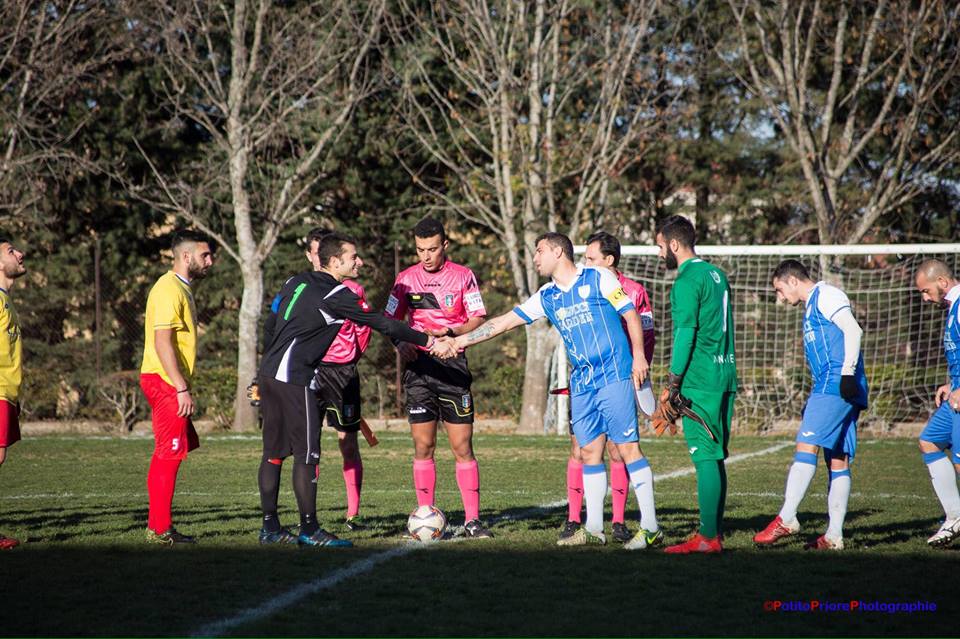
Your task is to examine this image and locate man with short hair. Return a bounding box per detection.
[258,233,453,546]
[140,229,214,545]
[914,259,960,546]
[0,236,25,550]
[558,230,656,544]
[451,232,660,549]
[385,218,492,538]
[753,259,868,550]
[263,228,373,531]
[653,215,736,554]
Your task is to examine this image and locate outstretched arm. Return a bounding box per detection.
[453,310,527,349]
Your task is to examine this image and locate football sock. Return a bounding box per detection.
[717,460,728,536]
[455,460,480,522]
[258,457,284,533]
[413,458,436,507]
[626,457,657,532]
[293,461,319,535]
[826,469,851,539]
[694,459,722,538]
[609,461,629,524]
[566,458,584,523]
[924,451,960,519]
[147,455,182,534]
[778,451,818,524]
[582,464,607,535]
[343,458,363,518]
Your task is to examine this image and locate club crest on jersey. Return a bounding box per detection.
[710,271,721,284]
[577,285,591,299]
[444,293,455,308]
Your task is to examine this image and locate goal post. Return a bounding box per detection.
[545,244,960,435]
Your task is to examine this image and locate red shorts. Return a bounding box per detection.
[140,373,199,460]
[0,399,20,448]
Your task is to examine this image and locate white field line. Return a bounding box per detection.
[188,441,793,637]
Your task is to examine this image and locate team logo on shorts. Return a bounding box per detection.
[444,294,455,308]
[344,405,355,418]
[461,394,472,409]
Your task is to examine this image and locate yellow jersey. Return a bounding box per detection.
[0,288,21,402]
[140,271,197,386]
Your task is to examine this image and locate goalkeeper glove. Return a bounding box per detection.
[246,377,261,407]
[839,375,859,403]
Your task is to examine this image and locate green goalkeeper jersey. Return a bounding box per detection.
[669,257,738,393]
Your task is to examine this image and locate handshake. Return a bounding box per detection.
[427,334,459,360]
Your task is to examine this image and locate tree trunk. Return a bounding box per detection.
[233,262,263,430]
[518,320,557,433]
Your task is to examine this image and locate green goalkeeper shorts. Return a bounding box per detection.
[681,391,735,462]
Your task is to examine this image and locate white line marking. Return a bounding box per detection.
[189,441,792,637]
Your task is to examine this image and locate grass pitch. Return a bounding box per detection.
[0,431,957,636]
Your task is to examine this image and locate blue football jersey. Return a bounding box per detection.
[944,290,960,390]
[803,282,868,406]
[514,266,635,393]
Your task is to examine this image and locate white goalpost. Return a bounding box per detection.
[545,244,960,435]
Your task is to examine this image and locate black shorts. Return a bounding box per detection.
[403,352,474,425]
[314,364,361,433]
[260,376,321,465]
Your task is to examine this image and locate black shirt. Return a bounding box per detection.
[260,271,428,386]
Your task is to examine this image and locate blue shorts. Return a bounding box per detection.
[797,393,859,460]
[570,378,638,448]
[920,403,960,463]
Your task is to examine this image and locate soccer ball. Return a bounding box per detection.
[407,505,447,542]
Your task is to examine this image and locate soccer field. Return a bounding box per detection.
[1,431,957,637]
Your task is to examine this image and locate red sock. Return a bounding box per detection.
[343,458,363,518]
[610,461,629,524]
[147,455,182,534]
[413,458,436,507]
[455,460,480,522]
[567,459,584,523]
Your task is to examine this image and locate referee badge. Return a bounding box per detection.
[444,294,455,308]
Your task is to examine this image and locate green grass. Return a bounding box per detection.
[0,432,957,636]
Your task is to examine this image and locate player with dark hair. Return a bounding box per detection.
[754,259,868,550]
[914,259,960,546]
[450,233,660,548]
[557,231,656,544]
[261,227,373,532]
[140,229,215,545]
[258,233,455,546]
[385,217,492,538]
[0,236,25,550]
[653,215,736,554]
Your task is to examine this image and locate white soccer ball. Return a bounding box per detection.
[407,504,447,542]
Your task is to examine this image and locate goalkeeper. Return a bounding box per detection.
[652,215,737,554]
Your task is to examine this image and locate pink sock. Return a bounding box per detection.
[412,458,436,507]
[610,461,629,524]
[456,460,480,522]
[567,459,584,523]
[343,458,363,518]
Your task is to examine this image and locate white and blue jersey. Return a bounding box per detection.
[514,265,635,394]
[803,282,868,408]
[919,285,960,452]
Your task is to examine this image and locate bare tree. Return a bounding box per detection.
[391,0,674,432]
[121,0,385,430]
[0,1,123,216]
[728,0,960,244]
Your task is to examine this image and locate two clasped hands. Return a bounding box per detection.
[396,328,464,363]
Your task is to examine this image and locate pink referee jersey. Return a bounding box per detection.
[618,271,655,363]
[384,260,486,346]
[321,279,372,364]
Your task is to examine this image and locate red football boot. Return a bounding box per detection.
[753,516,799,545]
[664,533,722,554]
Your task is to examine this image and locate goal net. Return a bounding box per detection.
[545,244,960,434]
